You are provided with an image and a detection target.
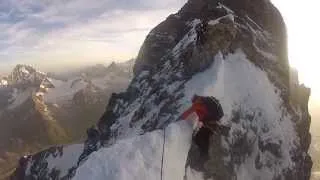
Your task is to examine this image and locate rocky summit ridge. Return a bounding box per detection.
[12,0,312,179]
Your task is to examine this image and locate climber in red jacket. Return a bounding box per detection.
[182,95,227,156]
[182,95,224,129]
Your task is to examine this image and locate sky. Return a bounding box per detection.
[0,1,319,105]
[271,0,320,100]
[0,0,186,73]
[270,0,320,135]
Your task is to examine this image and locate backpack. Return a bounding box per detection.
[200,96,224,122]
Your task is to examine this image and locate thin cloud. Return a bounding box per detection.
[0,0,187,73]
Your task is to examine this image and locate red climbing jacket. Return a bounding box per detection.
[182,95,227,157]
[181,95,224,129]
[182,97,208,123]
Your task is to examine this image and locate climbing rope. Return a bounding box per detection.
[160,128,166,180]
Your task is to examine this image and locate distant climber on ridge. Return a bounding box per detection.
[182,95,227,156]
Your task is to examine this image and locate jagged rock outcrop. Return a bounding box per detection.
[12,0,312,179]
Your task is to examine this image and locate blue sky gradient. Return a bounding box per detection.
[0,0,186,73]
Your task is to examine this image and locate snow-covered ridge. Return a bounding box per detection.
[75,121,195,180]
[185,51,297,179]
[25,144,84,178]
[75,50,300,180]
[11,0,311,179]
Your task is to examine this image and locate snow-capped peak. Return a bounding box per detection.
[8,64,47,86]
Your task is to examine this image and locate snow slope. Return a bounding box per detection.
[75,49,299,179]
[185,50,298,179]
[188,50,295,179]
[46,144,84,177]
[74,121,202,180]
[25,144,84,179]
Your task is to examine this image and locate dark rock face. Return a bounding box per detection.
[134,15,189,75]
[10,146,78,180]
[134,0,288,76]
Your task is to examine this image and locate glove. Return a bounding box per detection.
[184,112,203,131]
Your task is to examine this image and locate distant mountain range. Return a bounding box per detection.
[0,60,133,179]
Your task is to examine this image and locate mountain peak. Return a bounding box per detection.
[8,64,46,86]
[134,0,286,76]
[13,64,37,74]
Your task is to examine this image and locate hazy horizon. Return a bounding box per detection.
[0,57,134,75]
[0,0,319,108]
[0,0,187,74]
